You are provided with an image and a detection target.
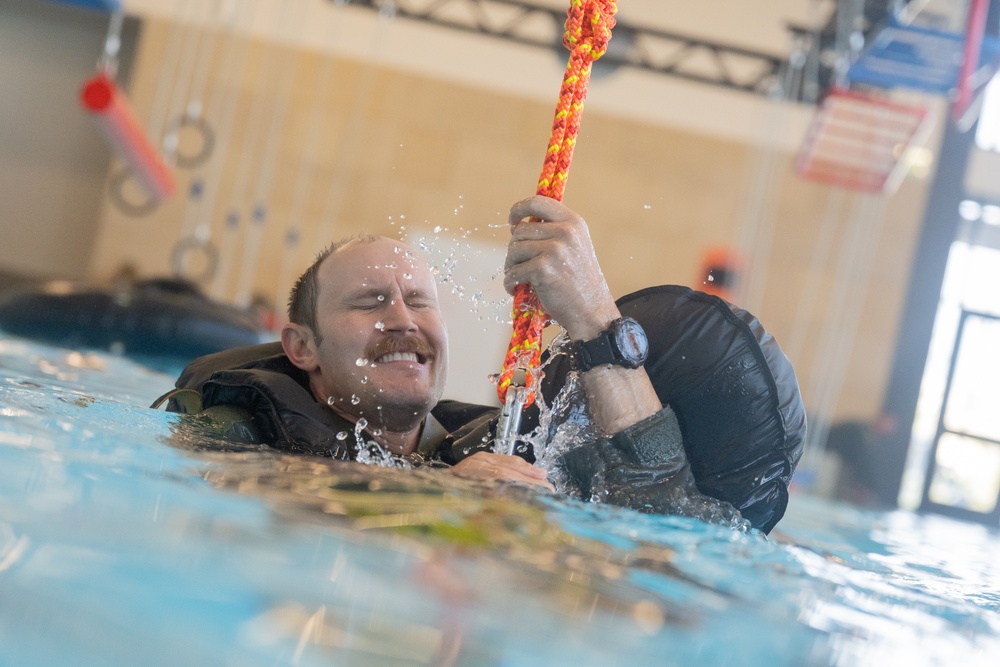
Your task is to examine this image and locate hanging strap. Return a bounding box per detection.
[496,0,618,406]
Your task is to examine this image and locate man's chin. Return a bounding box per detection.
[361,390,436,423]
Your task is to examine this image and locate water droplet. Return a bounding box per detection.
[377,294,385,302]
[433,226,442,233]
[373,428,382,436]
[393,246,401,254]
[361,376,369,384]
[374,321,385,331]
[336,431,349,440]
[403,273,412,280]
[357,418,368,429]
[327,396,336,406]
[643,204,651,210]
[350,394,361,405]
[355,357,368,367]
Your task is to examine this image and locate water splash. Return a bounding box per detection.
[351,417,411,469]
[523,335,600,495]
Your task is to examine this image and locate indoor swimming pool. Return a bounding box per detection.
[0,337,998,666]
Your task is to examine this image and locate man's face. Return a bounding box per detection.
[310,238,449,429]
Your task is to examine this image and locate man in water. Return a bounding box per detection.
[279,194,668,491]
[163,196,804,531]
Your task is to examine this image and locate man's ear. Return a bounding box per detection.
[281,323,320,372]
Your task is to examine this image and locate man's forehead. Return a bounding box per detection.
[320,237,433,286]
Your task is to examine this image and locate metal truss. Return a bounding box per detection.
[347,0,793,97]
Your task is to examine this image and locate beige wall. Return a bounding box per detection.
[0,0,138,281]
[84,13,929,419]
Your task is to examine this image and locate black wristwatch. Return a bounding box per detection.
[569,316,649,372]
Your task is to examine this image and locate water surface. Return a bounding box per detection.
[0,338,997,666]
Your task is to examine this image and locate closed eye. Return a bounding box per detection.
[349,299,384,311]
[404,290,437,309]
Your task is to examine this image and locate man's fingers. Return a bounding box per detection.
[450,452,553,491]
[508,195,579,227]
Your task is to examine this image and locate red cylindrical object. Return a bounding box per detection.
[80,72,175,200]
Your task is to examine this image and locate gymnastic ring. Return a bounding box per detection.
[108,166,159,217]
[170,236,219,284]
[163,113,215,169]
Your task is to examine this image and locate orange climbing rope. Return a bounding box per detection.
[495,0,618,407]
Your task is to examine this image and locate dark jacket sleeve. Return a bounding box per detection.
[561,406,747,530]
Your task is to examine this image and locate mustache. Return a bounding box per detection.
[365,335,436,363]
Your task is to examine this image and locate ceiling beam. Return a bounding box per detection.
[347,0,796,98]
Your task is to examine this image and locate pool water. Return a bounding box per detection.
[1,337,998,666]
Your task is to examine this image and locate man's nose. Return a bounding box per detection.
[381,298,417,333]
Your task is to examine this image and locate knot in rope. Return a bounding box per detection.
[563,0,618,61]
[495,0,617,407]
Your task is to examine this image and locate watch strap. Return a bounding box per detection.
[571,333,619,372]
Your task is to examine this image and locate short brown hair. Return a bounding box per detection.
[286,235,379,341]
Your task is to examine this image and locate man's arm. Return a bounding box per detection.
[503,195,661,436]
[502,196,746,527]
[444,195,656,490]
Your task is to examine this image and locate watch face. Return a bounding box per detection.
[615,317,649,367]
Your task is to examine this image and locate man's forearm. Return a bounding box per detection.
[579,364,662,436]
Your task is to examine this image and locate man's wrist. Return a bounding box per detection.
[563,303,622,341]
